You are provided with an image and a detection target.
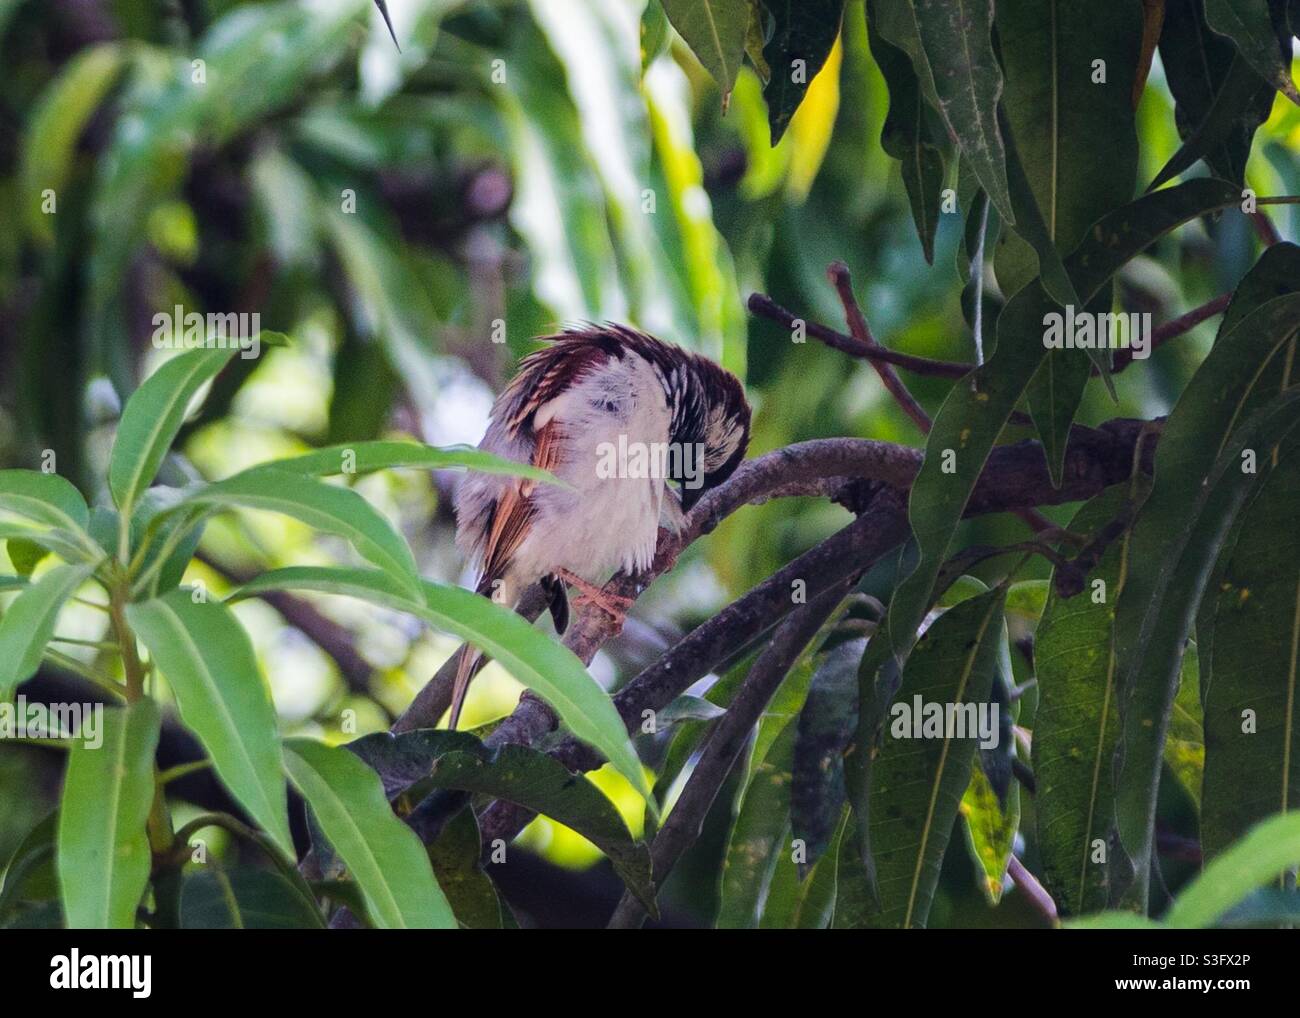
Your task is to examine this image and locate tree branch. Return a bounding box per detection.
[606,581,853,928]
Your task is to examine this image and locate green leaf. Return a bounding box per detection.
[762,0,847,144]
[421,745,656,917]
[959,763,1018,905]
[1200,448,1300,860]
[862,588,1006,928]
[109,348,239,515]
[56,701,160,929]
[21,43,126,246]
[656,694,727,727]
[885,178,1241,664]
[6,539,48,578]
[995,0,1142,456]
[877,0,1013,226]
[783,806,846,928]
[126,590,292,855]
[284,739,455,929]
[0,470,94,548]
[1156,0,1279,188]
[182,470,421,599]
[426,809,507,930]
[1005,579,1049,626]
[1165,642,1204,806]
[661,0,749,100]
[998,104,1082,316]
[0,812,60,923]
[227,567,656,813]
[995,0,1140,294]
[0,564,95,701]
[1205,0,1299,104]
[1165,812,1300,927]
[866,0,944,264]
[718,718,798,928]
[180,868,324,929]
[345,729,487,801]
[267,440,565,487]
[791,638,863,869]
[1033,485,1135,915]
[1196,244,1300,697]
[1112,389,1300,908]
[0,576,28,593]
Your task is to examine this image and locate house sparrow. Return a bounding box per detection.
[448,325,751,729]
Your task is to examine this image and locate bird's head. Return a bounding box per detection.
[672,355,751,514]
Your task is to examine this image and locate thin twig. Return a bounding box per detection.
[827,262,932,433]
[747,292,972,378]
[1111,292,1232,373]
[1008,854,1059,925]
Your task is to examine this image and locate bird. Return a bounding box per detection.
[448,325,752,729]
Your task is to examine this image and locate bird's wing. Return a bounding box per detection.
[475,418,562,595]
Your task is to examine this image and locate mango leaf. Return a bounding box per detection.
[266,440,564,487]
[1165,812,1300,927]
[655,694,727,727]
[790,638,863,870]
[109,348,239,516]
[959,762,1018,905]
[421,745,656,917]
[661,0,749,102]
[865,0,943,264]
[860,588,1006,928]
[127,590,292,855]
[284,738,455,930]
[1156,0,1280,188]
[876,0,1013,226]
[1033,485,1135,915]
[6,539,48,578]
[1205,0,1299,103]
[21,43,127,246]
[227,567,656,812]
[1165,642,1204,806]
[180,869,324,929]
[1196,244,1300,699]
[762,0,847,144]
[0,564,95,701]
[1111,389,1300,908]
[0,471,96,557]
[717,718,798,928]
[783,806,847,928]
[1200,447,1300,860]
[426,808,507,930]
[0,525,95,567]
[996,0,1142,467]
[0,812,60,923]
[130,488,205,594]
[56,700,160,929]
[885,178,1241,664]
[181,470,421,599]
[345,729,486,801]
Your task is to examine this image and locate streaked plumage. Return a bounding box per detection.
[448,325,751,727]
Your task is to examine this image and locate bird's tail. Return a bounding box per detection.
[448,643,482,731]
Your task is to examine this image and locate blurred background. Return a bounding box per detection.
[0,0,1297,926]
